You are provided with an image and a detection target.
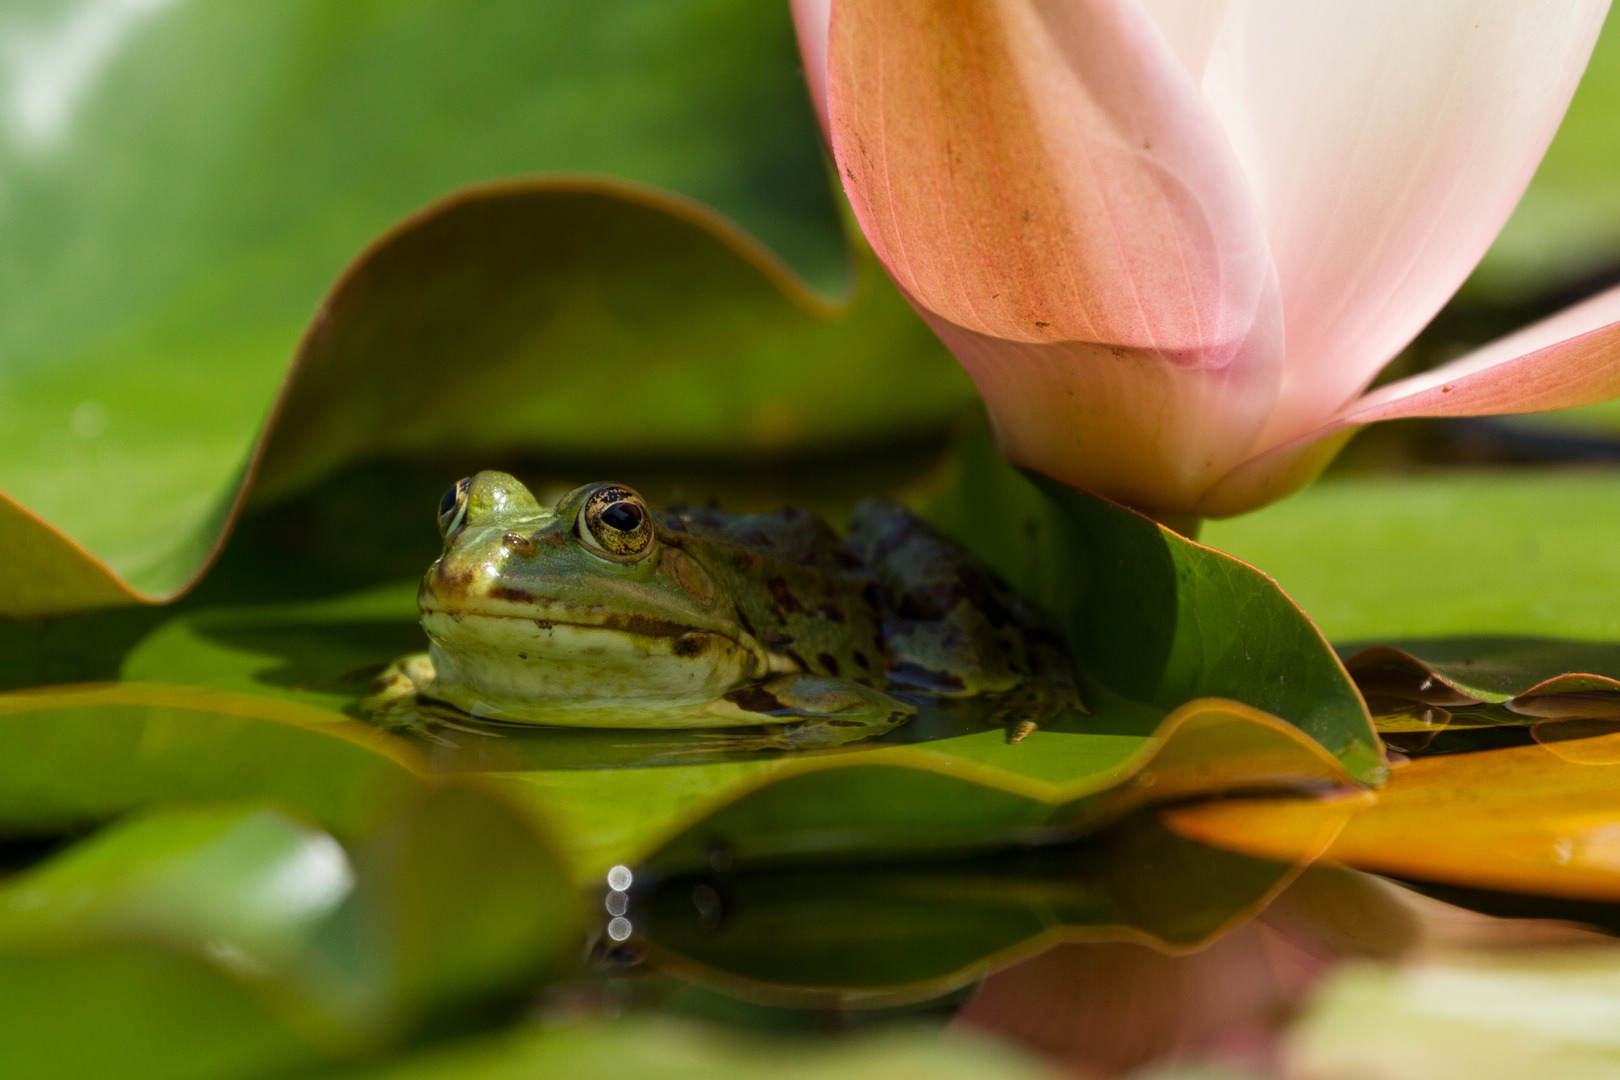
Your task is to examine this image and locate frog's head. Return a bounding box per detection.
[419,471,767,712]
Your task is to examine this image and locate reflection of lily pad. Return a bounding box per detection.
[1340,638,1620,704]
[632,815,1340,1008]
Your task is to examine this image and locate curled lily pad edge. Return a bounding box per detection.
[0,175,867,619]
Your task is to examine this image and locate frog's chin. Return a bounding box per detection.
[420,610,765,711]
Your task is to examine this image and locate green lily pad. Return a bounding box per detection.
[1205,472,1620,736]
[0,682,425,839]
[1201,472,1620,644]
[0,789,582,1077]
[0,0,972,617]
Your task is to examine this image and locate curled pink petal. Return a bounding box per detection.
[790,0,831,138]
[1199,285,1620,516]
[1202,0,1608,446]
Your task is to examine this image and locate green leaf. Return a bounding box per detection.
[917,433,1382,782]
[0,2,973,615]
[1204,473,1620,735]
[1201,472,1620,644]
[0,791,583,1076]
[323,1017,1063,1080]
[0,683,425,839]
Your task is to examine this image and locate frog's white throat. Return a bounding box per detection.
[420,610,767,713]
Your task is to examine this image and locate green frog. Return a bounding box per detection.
[363,471,1081,750]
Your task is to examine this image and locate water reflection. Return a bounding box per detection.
[622,814,1310,1009]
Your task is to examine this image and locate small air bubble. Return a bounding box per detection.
[606,865,633,891]
[607,917,632,941]
[605,890,628,916]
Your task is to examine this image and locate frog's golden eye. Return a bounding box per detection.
[577,485,654,561]
[437,477,471,538]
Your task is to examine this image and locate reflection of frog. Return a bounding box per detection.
[364,471,1081,750]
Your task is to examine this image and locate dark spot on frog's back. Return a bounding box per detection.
[853,650,870,671]
[766,577,805,614]
[672,633,711,657]
[817,652,841,676]
[762,631,794,646]
[725,686,788,713]
[817,601,845,622]
[490,585,535,605]
[899,584,958,621]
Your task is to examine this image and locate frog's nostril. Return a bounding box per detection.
[502,532,535,554]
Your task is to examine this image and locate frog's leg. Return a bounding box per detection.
[359,653,500,745]
[671,676,916,753]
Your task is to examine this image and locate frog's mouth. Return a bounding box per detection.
[420,601,732,645]
[419,607,767,706]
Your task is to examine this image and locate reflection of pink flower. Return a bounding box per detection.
[794,1,1620,516]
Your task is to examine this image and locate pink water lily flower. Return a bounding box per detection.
[794,0,1620,517]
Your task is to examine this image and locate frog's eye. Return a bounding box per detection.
[577,485,654,561]
[437,477,471,538]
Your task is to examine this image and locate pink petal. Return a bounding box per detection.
[1201,0,1609,447]
[1136,0,1234,83]
[826,0,1279,362]
[929,312,1283,513]
[826,0,1287,510]
[790,0,831,138]
[1199,285,1620,516]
